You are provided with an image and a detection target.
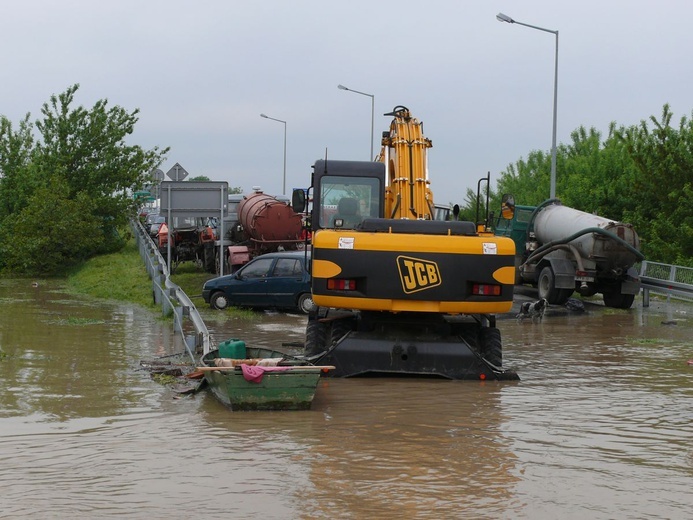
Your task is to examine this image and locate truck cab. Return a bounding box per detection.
[494,204,535,257]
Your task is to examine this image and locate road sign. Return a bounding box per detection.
[151,168,164,182]
[160,181,229,217]
[165,163,189,181]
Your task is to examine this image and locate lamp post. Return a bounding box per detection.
[497,12,559,199]
[260,113,287,194]
[338,84,375,160]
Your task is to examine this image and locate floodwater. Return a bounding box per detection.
[1,279,692,519]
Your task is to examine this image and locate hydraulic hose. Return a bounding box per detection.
[526,226,645,264]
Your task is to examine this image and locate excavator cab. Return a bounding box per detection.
[311,160,385,231]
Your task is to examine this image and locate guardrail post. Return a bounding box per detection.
[131,218,211,356]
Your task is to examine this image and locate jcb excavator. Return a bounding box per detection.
[293,106,518,380]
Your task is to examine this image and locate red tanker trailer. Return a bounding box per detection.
[215,190,306,273]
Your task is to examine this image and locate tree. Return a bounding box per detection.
[0,114,36,217]
[490,104,692,266]
[614,105,693,264]
[0,84,169,275]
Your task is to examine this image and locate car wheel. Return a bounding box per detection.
[297,293,316,314]
[210,291,229,310]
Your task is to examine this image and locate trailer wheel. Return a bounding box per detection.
[538,266,572,305]
[210,291,229,310]
[203,245,215,273]
[602,290,635,309]
[479,327,502,367]
[305,317,328,357]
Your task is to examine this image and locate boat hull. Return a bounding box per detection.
[201,348,322,411]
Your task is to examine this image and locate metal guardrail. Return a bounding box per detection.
[639,260,693,307]
[131,219,211,359]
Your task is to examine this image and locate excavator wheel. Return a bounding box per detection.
[479,327,502,368]
[305,317,328,357]
[330,317,354,345]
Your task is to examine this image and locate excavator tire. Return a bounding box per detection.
[479,327,502,368]
[330,317,354,345]
[305,317,328,357]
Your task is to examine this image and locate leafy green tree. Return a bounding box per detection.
[495,149,553,207]
[558,124,639,221]
[489,104,692,266]
[615,105,693,264]
[0,84,169,275]
[1,177,104,274]
[0,114,36,217]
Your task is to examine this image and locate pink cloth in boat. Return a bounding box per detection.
[240,364,291,383]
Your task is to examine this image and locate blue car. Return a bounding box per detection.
[202,251,315,313]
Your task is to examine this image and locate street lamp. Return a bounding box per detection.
[338,84,375,160]
[497,12,559,199]
[260,113,287,194]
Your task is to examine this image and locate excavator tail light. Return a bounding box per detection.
[327,279,357,291]
[472,284,501,296]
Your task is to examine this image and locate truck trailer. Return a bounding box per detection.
[495,197,644,308]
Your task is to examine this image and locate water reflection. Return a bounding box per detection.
[0,280,174,421]
[1,278,692,519]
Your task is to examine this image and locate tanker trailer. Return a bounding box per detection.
[217,190,304,273]
[495,198,644,308]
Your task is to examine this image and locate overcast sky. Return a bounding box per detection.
[2,1,691,203]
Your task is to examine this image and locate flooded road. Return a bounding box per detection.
[1,278,692,519]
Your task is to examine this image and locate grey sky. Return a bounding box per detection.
[2,1,691,203]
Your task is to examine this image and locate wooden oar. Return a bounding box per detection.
[196,365,335,372]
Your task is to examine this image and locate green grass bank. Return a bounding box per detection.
[65,238,215,308]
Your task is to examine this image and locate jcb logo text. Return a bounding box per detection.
[397,256,442,294]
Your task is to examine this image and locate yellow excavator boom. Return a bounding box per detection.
[378,106,435,220]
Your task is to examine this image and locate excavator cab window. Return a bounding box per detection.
[318,175,381,230]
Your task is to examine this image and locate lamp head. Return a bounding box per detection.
[260,113,268,118]
[337,84,348,91]
[496,12,514,23]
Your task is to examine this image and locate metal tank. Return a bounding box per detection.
[237,191,303,250]
[533,203,641,271]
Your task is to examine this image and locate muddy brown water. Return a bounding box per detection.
[1,279,692,519]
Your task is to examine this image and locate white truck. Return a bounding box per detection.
[495,197,644,308]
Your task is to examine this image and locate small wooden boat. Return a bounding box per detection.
[199,346,332,411]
